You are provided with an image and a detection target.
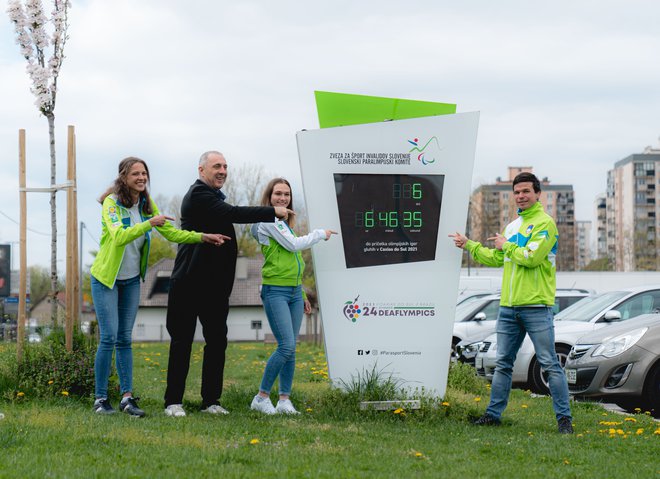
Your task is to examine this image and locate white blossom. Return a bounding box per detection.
[6,0,69,115]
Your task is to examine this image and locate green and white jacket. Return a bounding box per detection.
[91,194,202,288]
[251,219,326,295]
[465,201,558,307]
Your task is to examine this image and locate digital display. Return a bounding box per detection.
[334,173,444,268]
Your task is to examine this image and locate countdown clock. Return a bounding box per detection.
[333,173,445,268]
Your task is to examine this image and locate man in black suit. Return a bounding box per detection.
[164,150,290,417]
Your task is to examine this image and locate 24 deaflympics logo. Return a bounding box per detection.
[343,294,435,323]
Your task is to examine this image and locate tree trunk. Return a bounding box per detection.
[47,113,59,327]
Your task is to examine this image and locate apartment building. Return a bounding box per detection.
[606,147,659,271]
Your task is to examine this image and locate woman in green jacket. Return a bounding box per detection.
[90,157,227,417]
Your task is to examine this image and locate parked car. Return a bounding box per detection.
[564,313,660,417]
[28,333,41,343]
[453,289,592,363]
[474,285,660,393]
[456,290,498,306]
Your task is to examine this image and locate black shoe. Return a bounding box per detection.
[557,416,573,434]
[120,397,146,418]
[93,398,116,415]
[472,413,501,426]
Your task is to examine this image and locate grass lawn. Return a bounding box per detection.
[0,341,658,478]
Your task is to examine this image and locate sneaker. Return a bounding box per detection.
[93,398,116,415]
[275,399,300,415]
[251,395,277,415]
[557,416,574,434]
[201,404,229,415]
[164,404,186,417]
[471,413,501,426]
[120,397,145,418]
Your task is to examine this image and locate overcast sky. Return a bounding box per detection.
[1,0,660,270]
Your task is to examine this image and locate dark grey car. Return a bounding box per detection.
[564,313,660,417]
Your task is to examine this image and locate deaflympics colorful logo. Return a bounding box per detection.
[343,295,361,323]
[408,136,441,165]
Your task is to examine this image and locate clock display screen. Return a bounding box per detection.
[333,173,445,268]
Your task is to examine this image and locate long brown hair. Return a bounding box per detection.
[98,157,154,215]
[260,177,295,228]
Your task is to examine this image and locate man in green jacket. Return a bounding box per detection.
[449,172,573,434]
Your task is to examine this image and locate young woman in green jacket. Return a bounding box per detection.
[250,178,336,414]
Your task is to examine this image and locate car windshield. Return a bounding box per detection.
[554,290,628,322]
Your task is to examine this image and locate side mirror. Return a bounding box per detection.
[603,310,622,322]
[473,312,487,321]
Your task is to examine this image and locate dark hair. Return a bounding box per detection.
[512,172,541,193]
[98,156,153,215]
[260,178,295,228]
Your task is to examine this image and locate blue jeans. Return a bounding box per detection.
[91,275,141,398]
[486,306,571,421]
[259,285,304,396]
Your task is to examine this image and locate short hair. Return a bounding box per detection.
[512,172,541,193]
[199,150,223,167]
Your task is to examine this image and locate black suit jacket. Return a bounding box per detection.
[171,179,275,293]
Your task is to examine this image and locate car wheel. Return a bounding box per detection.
[643,363,660,418]
[528,345,570,395]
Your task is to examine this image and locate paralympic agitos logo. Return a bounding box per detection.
[408,136,441,165]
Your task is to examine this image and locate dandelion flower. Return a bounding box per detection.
[393,408,403,414]
[61,391,69,396]
[521,404,528,409]
[624,417,637,423]
[636,429,644,435]
[474,397,481,402]
[415,452,423,458]
[305,408,313,413]
[654,429,660,435]
[441,402,450,407]
[17,392,25,397]
[48,380,53,385]
[249,439,260,445]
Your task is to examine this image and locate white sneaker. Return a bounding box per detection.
[251,395,277,415]
[201,404,229,415]
[164,404,186,417]
[276,399,300,415]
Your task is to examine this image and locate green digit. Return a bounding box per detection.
[412,183,422,199]
[413,211,422,227]
[378,211,388,227]
[365,211,374,228]
[403,211,412,228]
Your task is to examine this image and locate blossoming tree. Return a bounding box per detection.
[7,0,70,324]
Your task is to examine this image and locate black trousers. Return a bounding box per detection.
[164,278,230,408]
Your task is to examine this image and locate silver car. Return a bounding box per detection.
[564,313,660,417]
[454,289,591,364]
[475,285,660,393]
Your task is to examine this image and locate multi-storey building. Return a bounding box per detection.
[594,194,607,260]
[606,147,659,271]
[575,220,593,270]
[469,166,576,271]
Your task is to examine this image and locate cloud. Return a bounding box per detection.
[2,0,660,267]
